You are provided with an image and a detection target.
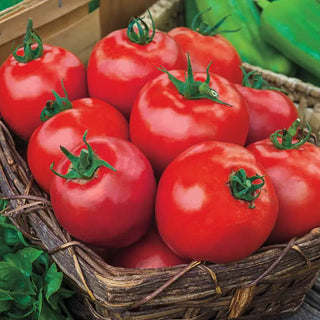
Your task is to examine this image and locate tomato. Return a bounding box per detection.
[87,15,187,118]
[0,20,87,140]
[130,65,249,176]
[235,85,299,146]
[27,98,129,193]
[50,135,156,248]
[168,27,243,84]
[111,227,188,269]
[247,121,320,243]
[156,141,278,264]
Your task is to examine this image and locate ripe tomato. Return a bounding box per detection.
[27,98,129,193]
[168,27,242,84]
[156,141,278,264]
[0,20,87,140]
[111,227,188,269]
[87,15,187,118]
[247,121,320,243]
[235,71,299,145]
[50,135,156,248]
[130,65,249,176]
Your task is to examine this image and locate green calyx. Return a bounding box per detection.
[191,7,240,36]
[12,18,43,63]
[229,168,265,209]
[269,119,312,150]
[50,131,116,181]
[158,54,232,106]
[40,80,72,122]
[240,66,286,93]
[127,9,155,45]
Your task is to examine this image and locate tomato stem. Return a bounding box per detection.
[50,131,116,180]
[228,168,265,209]
[158,53,232,106]
[191,8,240,36]
[12,18,44,63]
[40,80,73,122]
[127,10,155,45]
[240,66,286,93]
[269,119,312,150]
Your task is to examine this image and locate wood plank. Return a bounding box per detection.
[44,8,101,64]
[99,0,157,37]
[0,0,90,45]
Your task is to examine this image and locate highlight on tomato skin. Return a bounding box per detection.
[155,140,279,264]
[49,134,157,249]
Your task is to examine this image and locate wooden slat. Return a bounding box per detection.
[45,8,101,64]
[0,0,90,45]
[99,0,157,37]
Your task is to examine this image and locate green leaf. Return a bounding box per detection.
[5,247,43,278]
[0,221,29,248]
[44,263,63,309]
[0,289,13,312]
[31,272,43,292]
[11,293,34,310]
[0,243,13,259]
[0,262,36,295]
[33,251,50,273]
[39,300,72,320]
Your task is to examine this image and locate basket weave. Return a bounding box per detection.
[0,0,320,319]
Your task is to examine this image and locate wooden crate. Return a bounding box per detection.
[0,0,101,64]
[99,0,158,37]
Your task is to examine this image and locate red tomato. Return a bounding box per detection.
[168,27,243,84]
[130,70,249,176]
[156,141,278,264]
[50,136,156,248]
[247,126,320,243]
[27,98,129,193]
[235,85,299,145]
[0,44,87,140]
[111,227,188,269]
[87,26,187,118]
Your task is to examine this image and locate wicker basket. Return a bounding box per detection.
[1,0,320,319]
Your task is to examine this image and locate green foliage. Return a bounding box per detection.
[0,200,74,319]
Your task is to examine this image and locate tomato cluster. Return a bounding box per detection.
[0,14,319,268]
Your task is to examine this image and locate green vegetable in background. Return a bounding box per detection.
[0,0,23,12]
[0,199,74,320]
[297,68,320,87]
[185,0,199,28]
[259,0,320,80]
[194,0,296,75]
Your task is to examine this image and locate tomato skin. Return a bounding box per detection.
[27,98,129,193]
[50,136,156,248]
[247,139,320,243]
[87,29,187,118]
[0,44,87,140]
[130,71,249,176]
[235,85,299,145]
[111,227,188,269]
[156,141,278,264]
[168,27,243,84]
